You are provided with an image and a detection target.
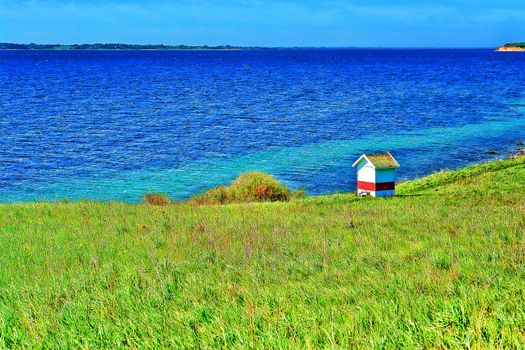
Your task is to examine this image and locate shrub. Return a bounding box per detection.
[194,185,232,205]
[191,172,291,205]
[143,193,172,206]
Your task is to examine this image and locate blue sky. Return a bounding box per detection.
[0,0,524,47]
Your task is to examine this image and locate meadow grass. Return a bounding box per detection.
[0,157,524,348]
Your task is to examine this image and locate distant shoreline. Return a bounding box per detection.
[0,48,244,51]
[0,43,505,51]
[496,42,525,52]
[496,46,525,52]
[0,43,250,50]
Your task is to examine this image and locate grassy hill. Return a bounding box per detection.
[0,156,524,348]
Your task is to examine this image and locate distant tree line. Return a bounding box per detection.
[0,43,253,50]
[503,42,525,48]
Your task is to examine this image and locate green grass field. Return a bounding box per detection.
[1,157,524,349]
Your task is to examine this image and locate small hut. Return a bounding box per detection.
[352,152,400,197]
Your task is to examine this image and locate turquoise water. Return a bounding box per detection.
[0,49,524,202]
[7,114,524,202]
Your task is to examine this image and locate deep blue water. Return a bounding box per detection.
[0,49,524,203]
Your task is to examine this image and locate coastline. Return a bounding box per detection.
[496,46,525,52]
[0,48,245,51]
[1,152,523,205]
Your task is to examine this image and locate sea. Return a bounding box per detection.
[0,49,524,203]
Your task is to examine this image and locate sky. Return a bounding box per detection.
[0,0,524,47]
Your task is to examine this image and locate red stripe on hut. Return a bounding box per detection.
[357,181,395,191]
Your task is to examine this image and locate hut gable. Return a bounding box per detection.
[352,152,400,169]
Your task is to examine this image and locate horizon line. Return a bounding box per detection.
[0,42,499,50]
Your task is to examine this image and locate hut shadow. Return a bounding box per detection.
[395,193,435,197]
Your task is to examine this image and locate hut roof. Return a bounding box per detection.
[352,152,400,169]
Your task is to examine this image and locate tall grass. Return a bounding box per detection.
[0,156,524,348]
[143,192,173,206]
[191,171,291,205]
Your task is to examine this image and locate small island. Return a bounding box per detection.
[0,42,248,50]
[496,42,525,52]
